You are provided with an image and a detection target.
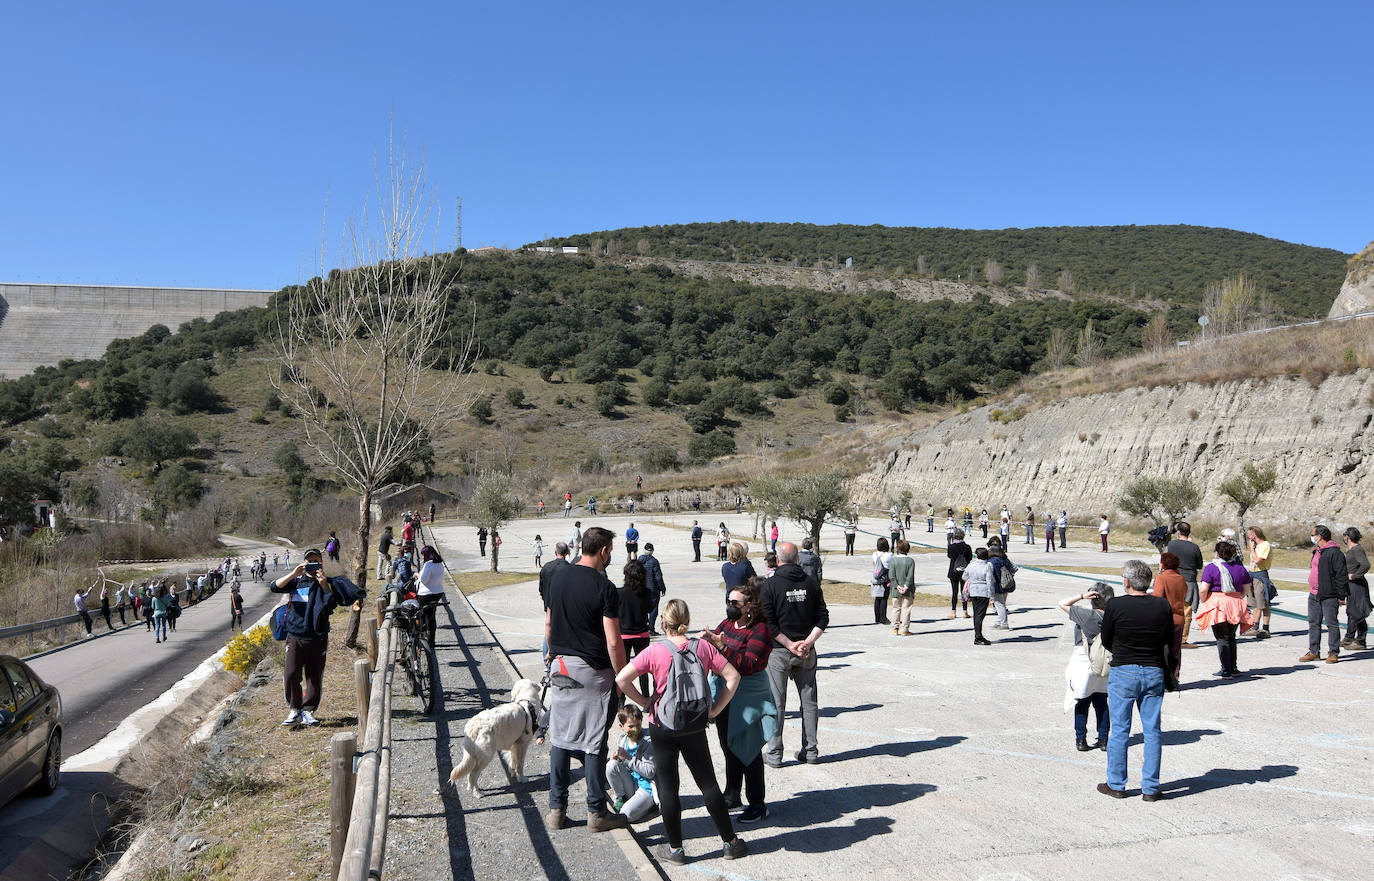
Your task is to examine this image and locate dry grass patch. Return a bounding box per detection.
[106,607,362,881]
[451,569,537,594]
[822,580,946,607]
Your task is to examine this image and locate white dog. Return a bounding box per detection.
[448,678,546,795]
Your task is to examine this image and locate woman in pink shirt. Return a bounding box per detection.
[616,599,745,865]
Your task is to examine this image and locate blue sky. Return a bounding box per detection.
[1,1,1369,289]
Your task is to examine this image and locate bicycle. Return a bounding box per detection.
[390,597,442,714]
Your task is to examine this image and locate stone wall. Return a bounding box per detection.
[852,371,1374,526]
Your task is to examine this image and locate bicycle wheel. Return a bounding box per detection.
[400,633,422,696]
[414,635,439,713]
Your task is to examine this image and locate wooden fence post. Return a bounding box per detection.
[330,732,357,881]
[365,623,379,670]
[354,658,371,739]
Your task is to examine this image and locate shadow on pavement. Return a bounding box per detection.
[1126,728,1223,747]
[818,703,882,718]
[822,734,966,764]
[1160,764,1299,797]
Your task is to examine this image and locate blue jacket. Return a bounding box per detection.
[640,553,666,596]
[626,527,640,543]
[272,575,365,641]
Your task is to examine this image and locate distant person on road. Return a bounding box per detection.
[978,509,989,540]
[568,521,583,559]
[1098,515,1110,553]
[717,523,730,562]
[114,583,128,626]
[640,542,667,635]
[987,537,1016,632]
[230,583,244,632]
[533,534,545,568]
[415,545,447,646]
[325,531,340,563]
[1342,527,1370,651]
[999,510,1011,546]
[617,598,745,865]
[1057,511,1069,549]
[691,521,703,562]
[1025,506,1036,545]
[142,584,155,632]
[1301,525,1348,665]
[73,582,95,637]
[770,521,780,554]
[477,526,488,557]
[564,496,573,517]
[927,504,935,533]
[1193,540,1253,678]
[429,502,436,523]
[168,587,181,631]
[151,582,172,643]
[1167,522,1204,650]
[871,537,893,626]
[1044,514,1057,553]
[271,547,365,727]
[99,582,115,631]
[1244,527,1274,640]
[844,520,857,555]
[543,527,628,833]
[625,523,640,561]
[1098,559,1173,802]
[1058,581,1113,752]
[761,541,828,766]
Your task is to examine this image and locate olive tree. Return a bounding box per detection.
[1217,460,1278,539]
[470,471,522,572]
[274,141,474,590]
[749,467,852,553]
[1118,475,1202,527]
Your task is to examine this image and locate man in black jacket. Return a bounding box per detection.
[1301,524,1349,664]
[1099,559,1173,801]
[761,542,829,766]
[798,538,823,585]
[271,548,365,727]
[1166,522,1204,648]
[639,542,667,635]
[691,521,703,562]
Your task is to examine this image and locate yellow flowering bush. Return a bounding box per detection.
[222,624,276,677]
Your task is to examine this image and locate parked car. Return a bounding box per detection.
[0,654,62,809]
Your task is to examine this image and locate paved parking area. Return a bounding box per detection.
[431,513,1373,881]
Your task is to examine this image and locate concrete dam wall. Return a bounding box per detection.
[0,283,274,379]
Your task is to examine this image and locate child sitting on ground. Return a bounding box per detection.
[607,704,658,822]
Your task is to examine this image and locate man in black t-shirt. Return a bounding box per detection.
[543,527,627,832]
[1099,559,1174,802]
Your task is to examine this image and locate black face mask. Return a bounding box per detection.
[725,604,743,621]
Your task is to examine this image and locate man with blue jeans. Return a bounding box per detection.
[1099,559,1174,802]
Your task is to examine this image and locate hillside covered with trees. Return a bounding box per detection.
[546,222,1348,319]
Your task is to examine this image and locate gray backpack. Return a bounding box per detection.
[654,639,711,733]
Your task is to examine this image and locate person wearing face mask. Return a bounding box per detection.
[1300,525,1349,664]
[700,579,776,824]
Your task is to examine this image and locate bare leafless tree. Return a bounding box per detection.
[984,258,1004,284]
[1142,314,1172,353]
[1075,318,1102,367]
[1025,263,1041,289]
[1202,273,1262,336]
[1058,268,1075,294]
[274,139,474,589]
[1045,327,1072,370]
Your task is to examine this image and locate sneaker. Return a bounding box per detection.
[795,750,819,765]
[1356,642,1368,650]
[280,710,301,726]
[723,837,748,860]
[587,811,628,832]
[738,804,769,824]
[900,630,913,636]
[299,710,320,726]
[1256,629,1271,640]
[991,622,1005,630]
[1211,670,1233,679]
[546,808,566,830]
[655,845,687,865]
[762,754,782,769]
[1325,654,1339,664]
[1298,652,1319,662]
[892,628,900,635]
[1341,637,1356,648]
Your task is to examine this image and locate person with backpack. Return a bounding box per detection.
[870,537,893,625]
[987,537,1017,631]
[151,583,173,643]
[1058,582,1114,752]
[325,531,340,562]
[616,598,746,865]
[947,529,972,619]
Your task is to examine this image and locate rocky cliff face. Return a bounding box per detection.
[853,371,1374,526]
[1328,242,1374,317]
